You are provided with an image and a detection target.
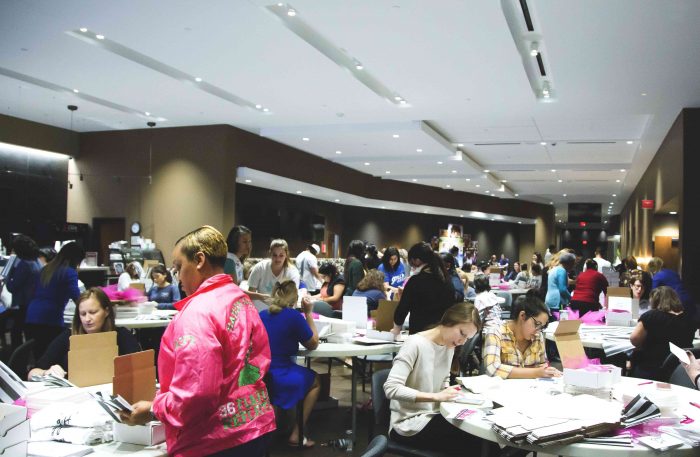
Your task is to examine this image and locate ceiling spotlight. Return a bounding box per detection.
[620,169,626,172]
[465,178,471,181]
[483,169,490,173]
[394,95,402,101]
[475,184,481,188]
[491,218,495,221]
[412,178,417,182]
[73,89,79,93]
[558,220,562,223]
[287,7,297,16]
[604,220,608,223]
[334,199,340,202]
[557,179,563,183]
[641,92,647,96]
[451,170,457,174]
[364,162,370,166]
[244,179,251,183]
[385,170,391,174]
[79,27,88,33]
[543,92,551,99]
[296,190,302,194]
[562,194,567,197]
[144,111,150,116]
[550,169,556,172]
[540,142,547,146]
[416,148,423,152]
[670,211,678,215]
[195,77,203,82]
[616,179,621,183]
[302,137,309,141]
[437,161,443,165]
[335,150,342,154]
[514,193,519,197]
[354,60,364,70]
[381,206,386,209]
[542,81,550,95]
[626,141,633,145]
[255,104,262,109]
[95,34,105,40]
[518,221,522,224]
[262,108,269,112]
[550,201,554,204]
[501,180,507,183]
[485,190,490,193]
[530,41,540,57]
[612,194,617,197]
[399,100,408,105]
[392,134,400,138]
[610,202,614,205]
[446,184,451,188]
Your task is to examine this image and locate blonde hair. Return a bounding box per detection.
[270,239,294,268]
[647,257,664,274]
[357,269,385,291]
[175,225,227,268]
[650,286,683,313]
[439,302,481,330]
[268,280,299,314]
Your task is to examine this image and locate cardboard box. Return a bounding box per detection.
[553,320,586,369]
[68,331,118,387]
[606,310,634,326]
[0,441,27,457]
[563,365,621,389]
[371,300,399,332]
[113,421,165,446]
[113,350,156,404]
[0,420,29,452]
[0,405,26,439]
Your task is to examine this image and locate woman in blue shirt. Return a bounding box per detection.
[25,242,84,360]
[377,247,406,296]
[545,252,575,312]
[259,280,320,448]
[647,257,694,317]
[147,264,180,309]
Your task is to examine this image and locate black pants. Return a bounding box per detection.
[24,323,65,362]
[205,433,271,457]
[569,300,601,317]
[390,414,499,456]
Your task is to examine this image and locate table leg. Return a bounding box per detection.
[351,356,357,446]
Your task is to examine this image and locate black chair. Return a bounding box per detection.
[370,368,452,457]
[360,435,388,457]
[8,339,34,380]
[660,347,700,385]
[669,363,697,389]
[458,333,482,376]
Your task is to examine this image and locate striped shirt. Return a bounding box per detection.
[483,322,547,379]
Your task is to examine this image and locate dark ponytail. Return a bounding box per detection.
[407,242,448,283]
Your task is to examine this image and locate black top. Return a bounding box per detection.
[393,270,456,334]
[632,309,696,375]
[36,326,142,373]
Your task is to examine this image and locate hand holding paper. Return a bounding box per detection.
[670,342,690,365]
[118,400,153,426]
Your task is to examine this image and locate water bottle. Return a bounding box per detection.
[323,430,353,452]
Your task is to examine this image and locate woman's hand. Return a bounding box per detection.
[119,400,154,426]
[45,365,66,378]
[539,366,562,378]
[301,296,314,314]
[432,385,461,402]
[683,352,700,386]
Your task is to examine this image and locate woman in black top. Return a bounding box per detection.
[391,242,455,335]
[27,287,141,380]
[630,286,696,381]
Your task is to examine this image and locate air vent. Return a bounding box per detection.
[473,142,521,146]
[518,0,535,31]
[567,141,617,145]
[536,54,547,76]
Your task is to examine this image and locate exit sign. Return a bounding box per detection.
[579,222,587,227]
[641,199,654,209]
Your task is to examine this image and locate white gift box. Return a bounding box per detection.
[563,365,621,389]
[113,421,165,446]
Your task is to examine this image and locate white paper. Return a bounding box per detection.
[342,297,368,329]
[670,342,691,365]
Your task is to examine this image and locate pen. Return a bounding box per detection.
[637,381,653,386]
[690,402,700,409]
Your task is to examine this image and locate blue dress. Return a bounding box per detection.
[259,307,315,409]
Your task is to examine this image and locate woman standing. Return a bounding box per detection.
[225,225,252,286]
[384,303,498,456]
[121,226,275,457]
[5,234,41,348]
[25,242,84,359]
[544,252,575,312]
[259,281,320,448]
[391,243,455,335]
[247,239,300,300]
[343,240,366,296]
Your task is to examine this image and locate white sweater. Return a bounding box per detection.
[383,334,452,436]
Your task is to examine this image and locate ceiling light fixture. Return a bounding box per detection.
[626,141,633,145]
[483,169,490,173]
[437,161,443,165]
[562,194,567,197]
[354,60,363,70]
[195,77,202,82]
[244,179,251,183]
[79,27,88,33]
[542,81,550,95]
[451,170,457,174]
[72,89,79,93]
[255,104,262,109]
[540,142,547,146]
[335,150,342,154]
[262,108,269,112]
[485,190,490,193]
[550,201,554,204]
[616,179,621,183]
[475,184,481,188]
[530,42,540,57]
[501,180,507,183]
[296,190,302,194]
[557,179,563,183]
[620,169,626,172]
[446,185,451,188]
[465,178,471,181]
[416,148,423,152]
[514,193,519,197]
[670,211,678,215]
[392,134,399,138]
[550,169,556,172]
[518,221,522,224]
[412,178,417,182]
[144,111,150,116]
[95,34,105,40]
[302,137,309,141]
[612,194,617,197]
[364,162,370,166]
[385,170,391,174]
[334,199,340,202]
[287,7,297,16]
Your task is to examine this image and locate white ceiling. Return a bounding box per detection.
[1,0,700,222]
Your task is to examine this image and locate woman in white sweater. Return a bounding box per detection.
[384,302,499,455]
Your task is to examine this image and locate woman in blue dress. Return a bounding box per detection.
[259,280,320,448]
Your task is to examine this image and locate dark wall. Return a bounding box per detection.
[236,184,522,263]
[682,109,700,301]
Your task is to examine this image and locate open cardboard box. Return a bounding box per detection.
[554,319,621,388]
[68,331,118,387]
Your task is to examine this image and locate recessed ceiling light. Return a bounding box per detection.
[558,220,562,223]
[485,190,490,193]
[641,92,647,96]
[518,221,522,224]
[446,184,451,188]
[423,210,428,213]
[457,143,464,147]
[562,194,567,197]
[255,104,262,109]
[620,169,626,172]
[514,193,519,197]
[381,206,386,209]
[604,220,607,223]
[244,179,251,183]
[483,169,490,173]
[144,111,150,116]
[451,170,457,174]
[399,100,408,105]
[364,162,370,166]
[412,178,417,182]
[550,201,554,204]
[626,141,633,145]
[302,137,309,141]
[530,42,539,57]
[437,161,443,165]
[354,60,364,70]
[73,89,79,93]
[416,148,423,152]
[287,8,297,16]
[550,169,556,173]
[394,96,402,101]
[460,214,464,217]
[557,179,563,183]
[540,142,547,146]
[334,199,340,202]
[296,190,302,194]
[465,178,471,182]
[670,211,678,215]
[79,27,88,33]
[616,179,621,183]
[194,77,203,82]
[476,184,481,188]
[95,34,105,40]
[610,202,614,205]
[501,180,507,183]
[392,134,400,138]
[385,171,391,174]
[262,108,269,112]
[491,218,495,221]
[335,150,342,154]
[612,194,617,197]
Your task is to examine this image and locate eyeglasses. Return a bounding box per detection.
[529,316,548,331]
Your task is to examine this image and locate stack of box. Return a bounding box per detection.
[0,404,29,457]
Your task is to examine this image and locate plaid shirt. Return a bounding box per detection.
[483,322,546,379]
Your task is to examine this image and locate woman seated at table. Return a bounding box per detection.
[513,263,529,285]
[377,247,406,297]
[352,269,387,312]
[247,239,300,301]
[259,280,320,448]
[630,286,696,381]
[147,264,180,309]
[117,261,142,291]
[503,262,518,282]
[473,276,503,330]
[526,263,542,289]
[483,293,561,379]
[27,287,141,380]
[570,259,608,316]
[630,277,651,313]
[384,302,500,456]
[309,262,345,316]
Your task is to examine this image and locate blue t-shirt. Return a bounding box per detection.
[377,262,406,288]
[26,266,81,327]
[352,288,386,311]
[259,307,313,367]
[6,258,41,311]
[147,283,181,305]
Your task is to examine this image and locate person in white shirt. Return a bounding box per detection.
[117,262,142,291]
[583,248,612,272]
[295,244,322,293]
[384,302,499,455]
[247,239,300,299]
[473,276,504,329]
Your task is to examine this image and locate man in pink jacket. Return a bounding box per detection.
[121,226,275,457]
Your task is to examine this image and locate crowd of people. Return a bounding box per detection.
[0,227,698,457]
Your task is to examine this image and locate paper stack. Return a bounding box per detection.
[621,394,660,428]
[25,387,92,416]
[0,403,29,457]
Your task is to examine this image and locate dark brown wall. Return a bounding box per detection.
[0,114,79,157]
[682,109,700,301]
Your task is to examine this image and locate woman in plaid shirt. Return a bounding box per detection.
[483,293,562,379]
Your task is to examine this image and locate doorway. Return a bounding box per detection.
[93,218,126,266]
